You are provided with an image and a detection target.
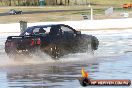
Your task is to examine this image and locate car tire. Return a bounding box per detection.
[50,45,62,59]
[91,36,99,50]
[85,37,94,55]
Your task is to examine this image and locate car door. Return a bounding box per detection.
[60,25,77,51]
[48,25,62,42]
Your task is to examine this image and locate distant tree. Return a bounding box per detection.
[12,0,16,5]
[36,0,39,5]
[26,0,30,6]
[0,0,3,5]
[56,0,57,5]
[53,0,57,5]
[17,0,20,6]
[75,0,77,5]
[9,0,11,6]
[86,0,88,5]
[60,0,63,5]
[65,0,66,5]
[64,0,70,5]
[68,0,70,5]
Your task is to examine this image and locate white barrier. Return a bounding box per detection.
[0,18,132,33]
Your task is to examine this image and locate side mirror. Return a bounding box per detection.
[76,31,81,35]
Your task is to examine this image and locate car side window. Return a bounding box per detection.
[33,28,40,34]
[61,26,74,34]
[43,27,51,34]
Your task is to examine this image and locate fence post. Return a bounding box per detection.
[20,21,27,33]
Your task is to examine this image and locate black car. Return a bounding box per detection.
[5,24,99,59]
[9,9,22,15]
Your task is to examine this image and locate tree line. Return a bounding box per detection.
[0,0,90,6]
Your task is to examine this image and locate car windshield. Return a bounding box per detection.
[61,26,74,34]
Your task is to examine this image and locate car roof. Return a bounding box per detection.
[20,24,75,36]
[31,24,67,28]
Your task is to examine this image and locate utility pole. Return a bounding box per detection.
[89,0,93,20]
[90,7,93,20]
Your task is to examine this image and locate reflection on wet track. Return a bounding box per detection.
[0,29,132,88]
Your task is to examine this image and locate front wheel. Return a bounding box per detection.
[91,36,99,50]
[44,43,64,59]
[50,45,62,59]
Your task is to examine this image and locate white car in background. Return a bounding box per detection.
[9,9,22,15]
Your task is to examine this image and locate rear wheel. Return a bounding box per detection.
[85,36,99,55]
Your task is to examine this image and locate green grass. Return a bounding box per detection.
[71,9,105,15]
[114,8,132,12]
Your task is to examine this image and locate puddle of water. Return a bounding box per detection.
[0,30,131,88]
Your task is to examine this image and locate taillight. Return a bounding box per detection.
[37,38,41,45]
[30,38,41,46]
[31,39,35,46]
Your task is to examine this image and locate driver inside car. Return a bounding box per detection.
[39,28,46,35]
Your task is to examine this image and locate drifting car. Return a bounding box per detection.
[5,24,99,59]
[9,9,22,15]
